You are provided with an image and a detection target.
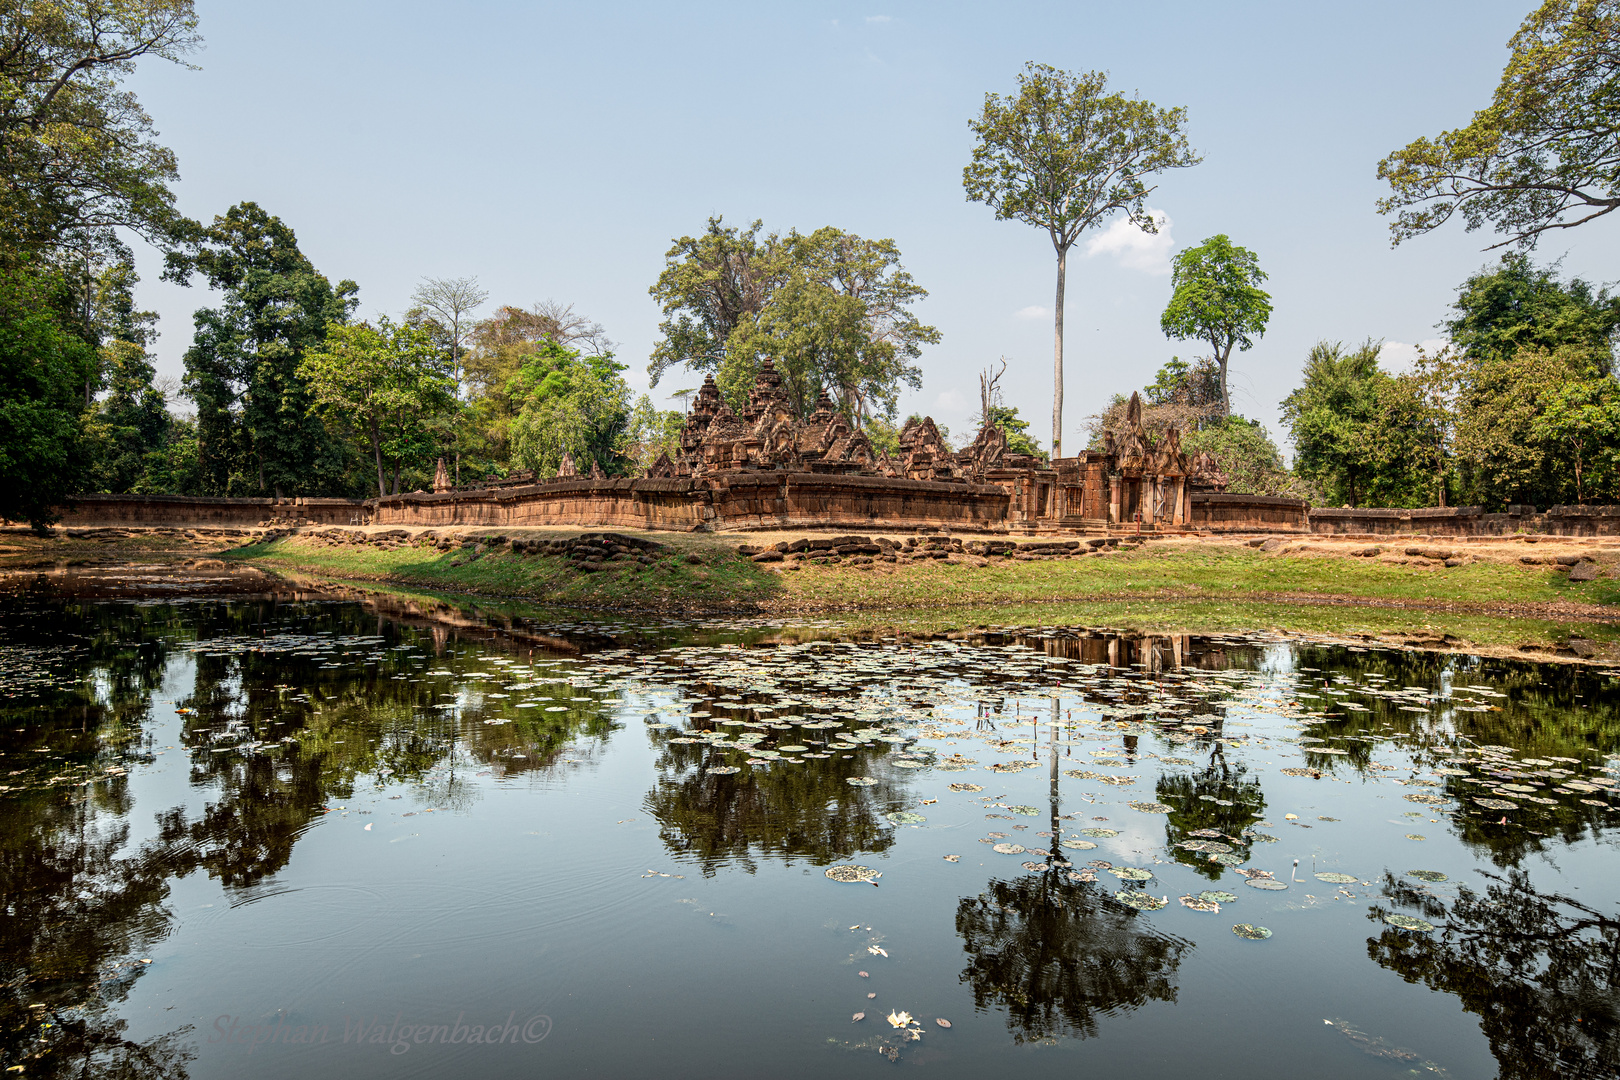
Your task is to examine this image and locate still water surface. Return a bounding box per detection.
[4,595,1619,1079]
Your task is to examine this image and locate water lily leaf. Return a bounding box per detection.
[1246,878,1289,891]
[1315,872,1357,884]
[1129,801,1174,814]
[825,865,880,883]
[1080,828,1119,838]
[1198,890,1238,904]
[846,776,878,786]
[852,1012,865,1022]
[886,812,927,825]
[949,783,983,793]
[992,843,1026,854]
[1232,923,1272,940]
[708,766,740,775]
[1384,913,1435,932]
[1474,797,1518,810]
[1114,890,1167,910]
[1006,805,1039,816]
[935,1018,951,1028]
[1406,870,1448,883]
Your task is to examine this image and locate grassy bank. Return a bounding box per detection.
[229,531,1620,620]
[229,532,782,611]
[777,543,1620,610]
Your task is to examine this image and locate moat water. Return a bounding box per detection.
[3,591,1618,1079]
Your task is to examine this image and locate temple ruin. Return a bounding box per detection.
[632,360,1217,531]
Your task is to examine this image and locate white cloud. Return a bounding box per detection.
[1379,338,1449,375]
[934,389,968,413]
[865,14,893,22]
[1014,305,1049,320]
[1083,209,1173,275]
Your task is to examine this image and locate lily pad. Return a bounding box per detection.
[1404,793,1447,805]
[708,766,740,775]
[1198,890,1238,904]
[1129,801,1174,814]
[1080,828,1118,838]
[1475,797,1518,810]
[1114,890,1167,910]
[1232,923,1273,940]
[1315,872,1358,884]
[1060,839,1097,851]
[1246,878,1289,891]
[1179,894,1221,912]
[825,865,880,883]
[948,783,983,793]
[1384,912,1435,932]
[846,776,878,787]
[886,811,927,825]
[1109,867,1154,881]
[992,842,1026,855]
[1006,805,1040,816]
[1406,870,1448,883]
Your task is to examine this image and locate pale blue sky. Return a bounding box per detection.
[126,0,1619,454]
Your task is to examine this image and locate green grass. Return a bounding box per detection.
[228,535,782,611]
[775,545,1620,611]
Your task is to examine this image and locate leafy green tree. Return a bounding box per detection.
[1444,254,1620,368]
[724,227,936,421]
[621,394,684,472]
[1281,340,1387,506]
[506,342,631,476]
[84,339,169,492]
[963,62,1199,457]
[1532,373,1620,503]
[299,317,457,497]
[1369,346,1459,507]
[168,203,359,496]
[0,0,200,255]
[1378,0,1620,249]
[1455,343,1613,507]
[1159,235,1272,413]
[650,220,936,422]
[1182,416,1300,497]
[459,301,611,474]
[647,217,785,389]
[0,259,98,526]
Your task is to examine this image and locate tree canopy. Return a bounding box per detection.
[169,202,359,496]
[1159,235,1272,414]
[299,316,457,497]
[0,0,200,256]
[648,218,937,423]
[1377,0,1620,249]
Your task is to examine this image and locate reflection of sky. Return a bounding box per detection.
[14,608,1620,1080]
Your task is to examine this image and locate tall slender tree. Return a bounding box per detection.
[964,63,1198,457]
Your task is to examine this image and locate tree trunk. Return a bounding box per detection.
[370,415,386,497]
[1215,339,1232,416]
[1052,245,1068,458]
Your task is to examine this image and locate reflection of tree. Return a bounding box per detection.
[956,872,1190,1043]
[0,763,194,1079]
[1369,869,1620,1079]
[1156,743,1265,880]
[643,741,899,875]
